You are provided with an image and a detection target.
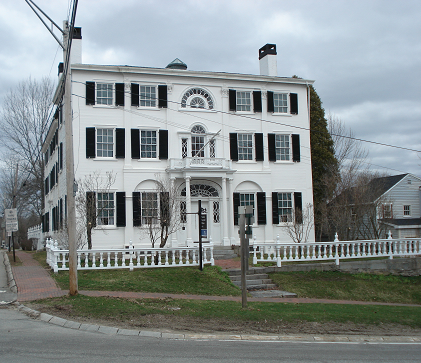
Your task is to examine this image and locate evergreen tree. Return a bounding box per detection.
[309,85,338,240]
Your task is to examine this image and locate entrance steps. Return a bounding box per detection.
[212,246,238,260]
[227,268,277,291]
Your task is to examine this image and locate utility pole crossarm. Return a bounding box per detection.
[24,0,64,49]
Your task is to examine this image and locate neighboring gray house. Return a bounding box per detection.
[377,174,421,239]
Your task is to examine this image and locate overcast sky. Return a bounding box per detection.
[1,0,420,177]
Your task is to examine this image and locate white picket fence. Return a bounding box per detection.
[45,239,214,273]
[252,234,421,267]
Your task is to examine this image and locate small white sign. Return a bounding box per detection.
[5,209,18,233]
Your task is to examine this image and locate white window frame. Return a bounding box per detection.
[236,91,252,112]
[237,133,253,161]
[273,92,288,113]
[140,130,158,159]
[382,203,393,219]
[275,134,291,161]
[403,205,411,217]
[141,192,159,225]
[96,128,114,158]
[278,192,292,223]
[96,83,114,106]
[97,192,115,226]
[240,193,255,218]
[139,85,157,108]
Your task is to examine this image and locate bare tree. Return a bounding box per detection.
[74,171,116,249]
[140,175,182,248]
[284,203,314,243]
[0,77,55,217]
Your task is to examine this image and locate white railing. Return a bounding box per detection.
[45,239,214,273]
[169,157,232,169]
[252,234,421,267]
[27,224,42,240]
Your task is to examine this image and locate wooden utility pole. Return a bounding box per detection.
[25,0,79,295]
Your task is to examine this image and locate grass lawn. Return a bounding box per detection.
[269,270,421,305]
[34,294,421,328]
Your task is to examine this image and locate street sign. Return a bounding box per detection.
[5,209,18,232]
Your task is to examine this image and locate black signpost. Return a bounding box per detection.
[192,199,208,271]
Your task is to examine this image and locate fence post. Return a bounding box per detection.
[334,233,340,266]
[129,240,134,271]
[276,236,282,267]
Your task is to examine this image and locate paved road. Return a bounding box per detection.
[1,308,421,363]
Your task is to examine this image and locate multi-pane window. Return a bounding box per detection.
[180,201,187,223]
[273,93,288,113]
[97,193,115,225]
[141,130,157,158]
[209,139,216,158]
[238,134,253,160]
[382,204,393,219]
[96,128,114,157]
[96,83,113,105]
[404,205,411,216]
[278,192,292,222]
[140,86,156,107]
[275,134,290,161]
[191,125,206,157]
[240,193,255,215]
[181,138,188,158]
[213,201,220,223]
[141,192,158,224]
[236,91,251,112]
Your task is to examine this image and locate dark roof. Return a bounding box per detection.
[367,174,407,200]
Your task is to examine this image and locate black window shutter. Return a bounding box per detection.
[115,128,125,158]
[158,85,167,108]
[116,192,126,227]
[268,133,276,161]
[131,129,140,159]
[86,127,96,158]
[115,83,125,106]
[45,212,49,232]
[292,134,300,162]
[253,91,262,113]
[229,133,238,161]
[133,192,141,226]
[290,93,298,114]
[255,133,264,161]
[257,192,266,225]
[86,81,95,105]
[267,91,274,113]
[59,142,63,170]
[159,129,168,159]
[131,83,139,106]
[160,192,170,228]
[229,89,237,111]
[86,191,96,228]
[59,198,63,228]
[294,192,303,224]
[233,193,240,226]
[272,192,279,224]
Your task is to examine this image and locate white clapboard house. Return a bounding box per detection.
[41,28,315,249]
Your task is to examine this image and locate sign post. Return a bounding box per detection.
[5,208,18,262]
[238,205,253,308]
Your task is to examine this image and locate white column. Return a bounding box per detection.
[185,176,192,246]
[222,177,230,246]
[228,178,236,244]
[170,177,178,247]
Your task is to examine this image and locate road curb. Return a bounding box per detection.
[2,251,17,294]
[8,302,421,343]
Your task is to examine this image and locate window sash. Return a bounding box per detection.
[96,128,114,157]
[404,205,411,216]
[97,192,115,225]
[191,135,205,157]
[140,86,156,107]
[278,192,292,222]
[141,192,158,224]
[140,130,157,158]
[275,134,290,161]
[96,83,113,105]
[238,134,253,160]
[236,91,251,112]
[273,93,288,113]
[240,193,255,216]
